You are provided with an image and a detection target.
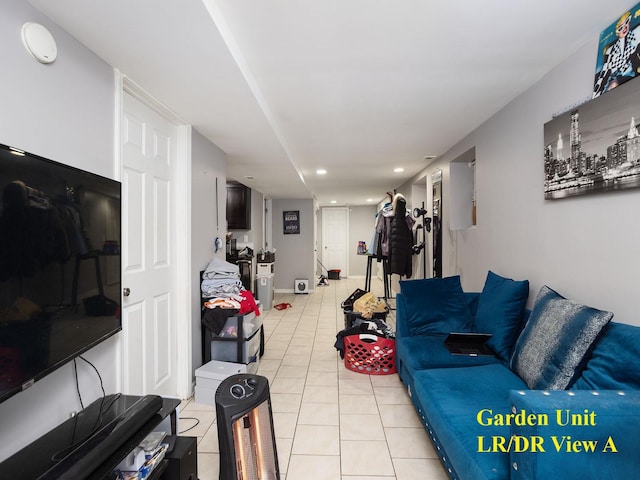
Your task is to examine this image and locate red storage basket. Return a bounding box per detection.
[344,334,396,375]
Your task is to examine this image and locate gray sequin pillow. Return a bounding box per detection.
[510,285,613,390]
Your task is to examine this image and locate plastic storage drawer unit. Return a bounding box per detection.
[211,326,262,364]
[202,312,264,364]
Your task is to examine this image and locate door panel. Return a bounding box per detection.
[153,293,171,389]
[153,177,170,266]
[122,301,145,394]
[123,168,145,272]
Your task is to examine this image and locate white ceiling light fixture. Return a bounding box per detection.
[316,169,327,175]
[393,167,405,173]
[21,22,58,64]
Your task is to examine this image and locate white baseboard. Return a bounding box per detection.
[275,288,316,294]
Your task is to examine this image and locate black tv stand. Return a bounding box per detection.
[0,394,180,480]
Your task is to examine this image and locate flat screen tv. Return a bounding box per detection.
[0,143,121,404]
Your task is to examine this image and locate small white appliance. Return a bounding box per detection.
[294,279,309,294]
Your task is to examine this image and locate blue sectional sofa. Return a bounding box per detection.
[395,272,640,480]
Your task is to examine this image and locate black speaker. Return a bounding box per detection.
[160,436,197,480]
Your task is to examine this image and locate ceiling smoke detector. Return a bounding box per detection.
[21,22,57,64]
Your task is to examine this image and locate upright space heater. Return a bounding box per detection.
[294,278,309,294]
[216,374,280,480]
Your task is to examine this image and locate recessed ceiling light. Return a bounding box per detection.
[316,169,327,175]
[330,200,337,204]
[424,155,437,160]
[366,198,374,202]
[393,167,404,173]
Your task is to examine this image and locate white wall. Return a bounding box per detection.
[250,188,265,250]
[190,129,227,372]
[347,205,378,277]
[402,38,640,326]
[0,0,118,460]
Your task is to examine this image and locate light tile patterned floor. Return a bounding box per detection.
[179,277,449,480]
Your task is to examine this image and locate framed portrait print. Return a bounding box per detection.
[283,210,300,234]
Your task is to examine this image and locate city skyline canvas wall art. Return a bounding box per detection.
[544,76,640,200]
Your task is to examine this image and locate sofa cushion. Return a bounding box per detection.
[572,322,640,390]
[413,364,528,480]
[397,334,500,372]
[474,271,529,361]
[399,276,474,336]
[510,285,613,390]
[509,390,640,479]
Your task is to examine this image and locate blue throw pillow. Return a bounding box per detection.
[399,276,474,336]
[510,285,613,390]
[475,271,529,361]
[572,322,640,390]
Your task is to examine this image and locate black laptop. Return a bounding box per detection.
[444,333,494,356]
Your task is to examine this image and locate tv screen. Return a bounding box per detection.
[0,143,121,403]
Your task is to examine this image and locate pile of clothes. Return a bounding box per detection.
[201,257,260,336]
[334,318,395,359]
[201,257,243,298]
[334,288,394,359]
[351,292,387,319]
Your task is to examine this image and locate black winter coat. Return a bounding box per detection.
[389,196,413,277]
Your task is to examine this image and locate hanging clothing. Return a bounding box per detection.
[388,194,414,277]
[374,202,394,260]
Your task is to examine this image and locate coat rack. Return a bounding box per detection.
[411,201,431,279]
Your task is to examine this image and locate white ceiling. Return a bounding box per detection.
[28,0,633,206]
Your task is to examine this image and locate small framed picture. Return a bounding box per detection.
[283,210,300,234]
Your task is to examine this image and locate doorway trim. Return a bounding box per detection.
[411,176,429,279]
[114,71,192,399]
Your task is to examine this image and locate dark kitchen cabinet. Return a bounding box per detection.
[226,182,251,230]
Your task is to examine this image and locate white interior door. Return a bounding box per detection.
[322,207,348,276]
[121,92,179,397]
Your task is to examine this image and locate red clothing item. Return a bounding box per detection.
[239,289,260,316]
